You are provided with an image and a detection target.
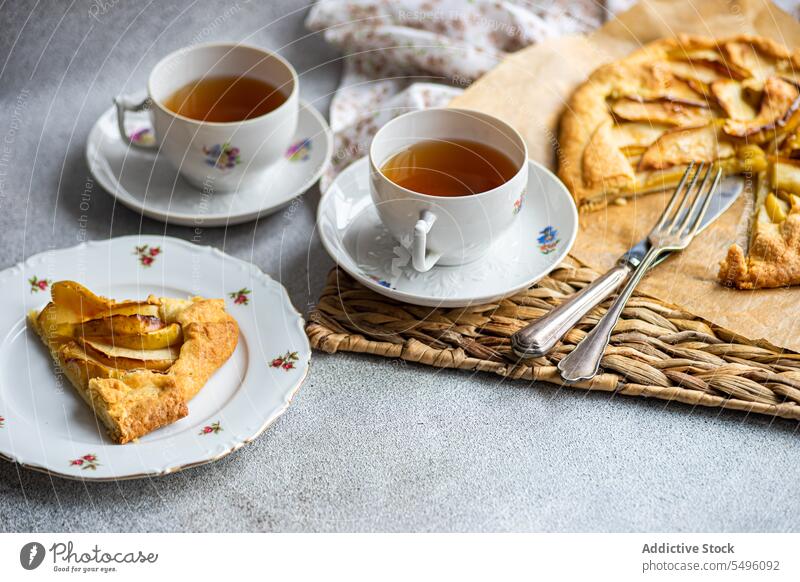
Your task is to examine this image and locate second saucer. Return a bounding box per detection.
[87,100,332,227]
[318,156,578,308]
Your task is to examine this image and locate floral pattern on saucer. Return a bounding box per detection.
[28,276,50,293]
[367,274,394,289]
[70,454,100,471]
[537,227,560,255]
[134,244,161,267]
[229,288,251,305]
[286,138,312,161]
[130,127,155,146]
[199,421,222,435]
[203,143,241,170]
[271,351,299,371]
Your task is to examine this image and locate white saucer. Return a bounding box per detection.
[317,157,578,307]
[86,100,332,226]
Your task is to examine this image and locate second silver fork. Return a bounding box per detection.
[557,163,722,383]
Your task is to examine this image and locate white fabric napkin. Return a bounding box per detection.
[306,0,800,191]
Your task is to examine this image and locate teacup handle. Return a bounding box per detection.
[113,95,158,151]
[412,210,442,272]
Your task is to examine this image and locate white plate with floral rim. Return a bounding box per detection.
[0,236,309,481]
[86,99,332,226]
[318,156,578,307]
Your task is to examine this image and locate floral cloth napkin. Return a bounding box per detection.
[306,0,800,191]
[305,0,613,190]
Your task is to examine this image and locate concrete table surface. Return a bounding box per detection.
[1,1,798,533]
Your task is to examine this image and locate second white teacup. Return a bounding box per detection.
[369,108,528,272]
[114,42,299,192]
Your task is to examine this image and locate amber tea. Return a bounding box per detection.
[164,75,287,123]
[380,138,518,197]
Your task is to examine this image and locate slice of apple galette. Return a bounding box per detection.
[719,157,800,288]
[29,281,239,443]
[559,34,800,288]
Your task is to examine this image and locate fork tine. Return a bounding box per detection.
[667,163,704,232]
[676,163,713,233]
[655,162,695,231]
[686,168,722,236]
[558,160,723,384]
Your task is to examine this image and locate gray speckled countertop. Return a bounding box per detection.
[1,0,798,533]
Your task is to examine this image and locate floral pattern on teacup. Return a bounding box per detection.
[203,143,241,170]
[537,226,560,255]
[513,192,524,215]
[0,415,5,429]
[286,138,312,161]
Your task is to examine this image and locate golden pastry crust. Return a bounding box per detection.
[561,34,800,289]
[559,33,800,209]
[29,286,239,444]
[719,211,800,289]
[165,297,240,401]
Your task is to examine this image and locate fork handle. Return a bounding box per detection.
[511,263,632,358]
[558,247,662,382]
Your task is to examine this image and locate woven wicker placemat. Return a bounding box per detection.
[306,261,800,421]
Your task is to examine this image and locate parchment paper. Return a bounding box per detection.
[452,0,800,353]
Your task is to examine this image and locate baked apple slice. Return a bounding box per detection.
[610,97,713,127]
[711,79,757,120]
[48,281,160,323]
[79,339,179,372]
[84,323,183,350]
[723,77,800,138]
[639,124,735,171]
[78,314,166,337]
[771,158,800,191]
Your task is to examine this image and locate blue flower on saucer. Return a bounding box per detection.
[537,226,560,255]
[538,226,558,245]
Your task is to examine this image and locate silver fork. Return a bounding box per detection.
[557,163,722,383]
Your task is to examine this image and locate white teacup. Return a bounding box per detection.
[114,42,299,192]
[369,108,528,272]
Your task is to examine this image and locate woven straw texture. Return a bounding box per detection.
[307,261,800,421]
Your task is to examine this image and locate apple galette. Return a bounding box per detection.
[559,34,800,289]
[29,281,239,443]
